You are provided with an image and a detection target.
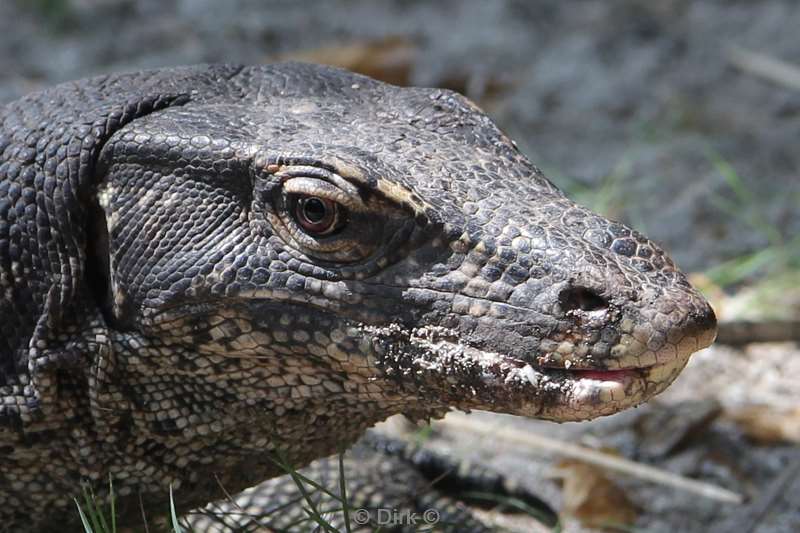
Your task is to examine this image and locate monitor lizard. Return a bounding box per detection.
[0,63,717,531]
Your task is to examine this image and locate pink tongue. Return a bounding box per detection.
[572,369,634,381]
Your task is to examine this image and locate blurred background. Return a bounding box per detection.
[2,1,798,531]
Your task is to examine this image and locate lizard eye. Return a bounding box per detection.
[293,195,342,236]
[268,169,407,265]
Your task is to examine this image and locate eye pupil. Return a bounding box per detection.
[294,196,340,235]
[302,198,328,223]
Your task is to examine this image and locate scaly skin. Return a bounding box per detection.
[186,435,500,532]
[0,63,716,530]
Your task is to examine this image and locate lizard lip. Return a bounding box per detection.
[462,346,693,421]
[524,362,652,391]
[565,368,641,382]
[499,361,681,421]
[508,354,658,375]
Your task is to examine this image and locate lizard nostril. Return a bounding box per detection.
[558,286,608,313]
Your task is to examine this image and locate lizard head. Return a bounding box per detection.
[93,63,716,434]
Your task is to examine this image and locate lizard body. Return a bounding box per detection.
[0,63,716,530]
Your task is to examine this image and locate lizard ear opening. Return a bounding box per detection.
[86,194,130,329]
[85,194,118,328]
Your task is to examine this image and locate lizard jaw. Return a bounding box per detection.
[383,326,711,422]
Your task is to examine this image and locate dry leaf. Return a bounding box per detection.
[275,36,416,86]
[727,405,800,444]
[553,458,638,530]
[275,37,516,103]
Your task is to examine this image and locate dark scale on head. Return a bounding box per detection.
[0,63,716,530]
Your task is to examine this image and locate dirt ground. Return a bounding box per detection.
[2,1,798,531]
[398,339,800,532]
[3,0,799,271]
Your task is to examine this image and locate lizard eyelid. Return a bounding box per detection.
[267,164,416,265]
[282,176,367,213]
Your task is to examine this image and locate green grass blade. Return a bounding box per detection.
[338,453,353,533]
[108,476,116,533]
[707,149,784,247]
[269,454,344,502]
[270,451,338,533]
[93,487,111,533]
[300,504,338,533]
[74,498,95,533]
[81,484,105,533]
[169,485,184,533]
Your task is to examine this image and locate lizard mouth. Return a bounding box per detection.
[392,327,708,422]
[483,338,703,421]
[535,362,674,417]
[468,353,692,422]
[568,368,638,380]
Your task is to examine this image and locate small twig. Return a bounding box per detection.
[716,319,800,345]
[439,414,744,504]
[727,46,800,91]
